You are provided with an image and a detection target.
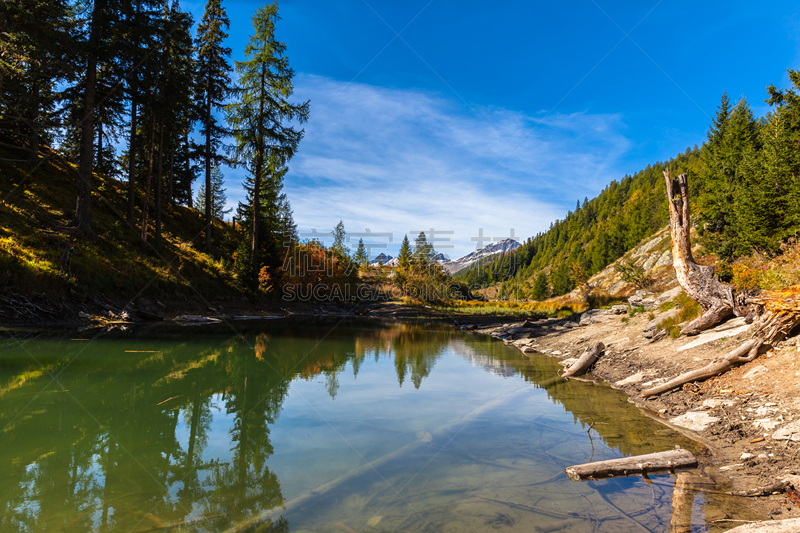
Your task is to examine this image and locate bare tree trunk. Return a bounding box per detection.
[155,120,164,247]
[140,116,155,247]
[664,169,736,335]
[168,134,174,202]
[127,96,138,224]
[28,77,39,164]
[185,128,192,208]
[74,0,104,238]
[204,95,212,251]
[251,64,266,273]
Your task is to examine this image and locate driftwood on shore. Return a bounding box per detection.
[564,448,697,481]
[562,342,604,377]
[642,339,771,397]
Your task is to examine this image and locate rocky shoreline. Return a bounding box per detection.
[456,289,800,529]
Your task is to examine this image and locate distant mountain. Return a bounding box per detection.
[441,239,520,274]
[369,252,393,265]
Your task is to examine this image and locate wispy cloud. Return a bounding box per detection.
[227,74,634,259]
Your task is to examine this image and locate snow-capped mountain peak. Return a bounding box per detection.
[441,238,520,274]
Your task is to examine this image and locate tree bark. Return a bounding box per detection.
[74,0,104,238]
[185,128,192,208]
[168,134,174,202]
[127,95,137,224]
[563,342,604,377]
[204,93,212,251]
[664,169,736,335]
[28,77,39,164]
[140,116,155,247]
[251,63,266,272]
[155,120,164,247]
[564,449,697,481]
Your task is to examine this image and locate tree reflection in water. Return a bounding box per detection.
[0,319,760,532]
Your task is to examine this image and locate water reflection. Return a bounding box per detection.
[0,319,759,532]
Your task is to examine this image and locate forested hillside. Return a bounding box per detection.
[0,0,358,298]
[457,71,800,300]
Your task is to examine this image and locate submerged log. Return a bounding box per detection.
[562,342,604,377]
[564,449,697,481]
[664,170,736,335]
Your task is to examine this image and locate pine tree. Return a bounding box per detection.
[226,1,309,268]
[734,110,794,254]
[331,220,347,258]
[531,272,549,301]
[194,0,232,250]
[354,239,368,268]
[398,235,412,269]
[696,94,760,258]
[234,152,297,280]
[0,0,74,163]
[413,232,434,268]
[195,165,231,220]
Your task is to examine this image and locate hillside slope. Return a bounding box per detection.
[0,146,243,302]
[456,147,703,298]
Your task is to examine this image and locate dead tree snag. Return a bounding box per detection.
[664,169,735,335]
[641,171,800,398]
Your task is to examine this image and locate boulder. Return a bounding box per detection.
[669,410,719,432]
[610,304,628,314]
[655,249,673,267]
[773,421,800,442]
[643,306,681,338]
[506,327,535,335]
[642,254,659,271]
[656,286,682,305]
[743,365,769,379]
[635,236,661,256]
[628,290,650,308]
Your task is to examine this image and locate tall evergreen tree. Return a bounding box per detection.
[696,95,760,258]
[226,1,309,270]
[531,272,549,301]
[194,0,232,250]
[413,232,434,268]
[354,239,368,268]
[73,0,108,237]
[398,235,412,269]
[331,220,347,258]
[195,165,231,220]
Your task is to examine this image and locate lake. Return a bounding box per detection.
[0,318,758,532]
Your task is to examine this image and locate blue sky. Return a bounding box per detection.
[186,0,800,259]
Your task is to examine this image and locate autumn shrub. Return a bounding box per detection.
[258,267,273,293]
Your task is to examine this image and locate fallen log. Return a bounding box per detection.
[641,339,770,397]
[564,448,697,481]
[562,342,604,377]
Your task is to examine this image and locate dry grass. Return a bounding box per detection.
[433,299,586,318]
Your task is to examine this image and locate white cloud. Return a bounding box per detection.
[228,74,634,259]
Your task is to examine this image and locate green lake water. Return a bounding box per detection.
[0,318,759,532]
